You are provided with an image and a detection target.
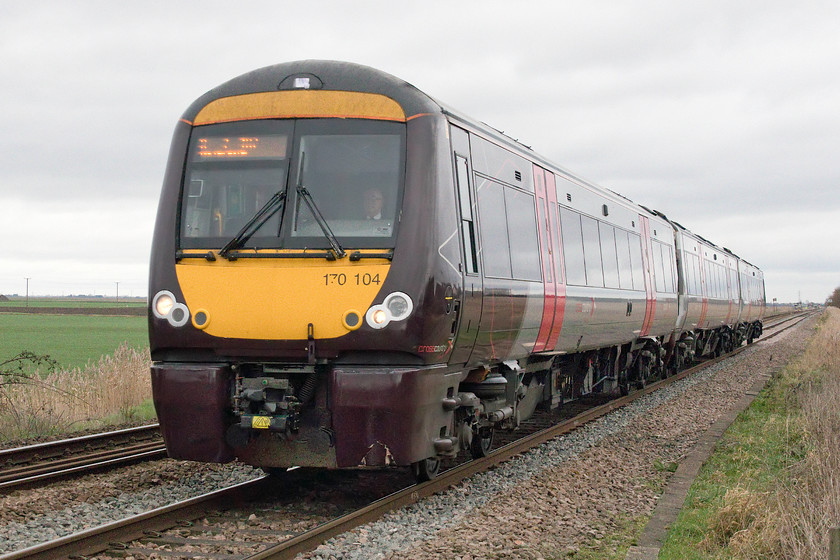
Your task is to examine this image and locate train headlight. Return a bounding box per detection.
[153,291,176,319]
[152,290,191,328]
[384,292,413,321]
[366,307,390,329]
[168,303,190,327]
[365,292,413,330]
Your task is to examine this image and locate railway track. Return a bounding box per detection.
[1,312,812,560]
[0,424,165,491]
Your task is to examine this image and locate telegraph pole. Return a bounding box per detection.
[25,277,31,308]
[115,282,120,304]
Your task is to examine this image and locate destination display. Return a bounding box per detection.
[195,135,288,159]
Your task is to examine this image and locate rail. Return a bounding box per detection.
[0,424,165,491]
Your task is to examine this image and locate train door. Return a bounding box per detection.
[449,125,483,365]
[533,165,565,351]
[639,215,657,336]
[698,256,709,328]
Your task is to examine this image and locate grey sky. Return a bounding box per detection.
[1,1,838,302]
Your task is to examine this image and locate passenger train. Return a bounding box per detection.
[149,61,765,480]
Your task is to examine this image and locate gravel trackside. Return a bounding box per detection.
[301,316,815,560]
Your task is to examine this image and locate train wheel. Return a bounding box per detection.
[412,457,440,482]
[470,427,494,459]
[618,369,630,395]
[634,361,649,390]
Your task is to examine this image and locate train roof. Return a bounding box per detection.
[181,60,442,123]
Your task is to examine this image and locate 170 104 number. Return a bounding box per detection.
[323,273,381,286]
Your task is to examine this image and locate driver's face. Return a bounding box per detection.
[364,190,383,217]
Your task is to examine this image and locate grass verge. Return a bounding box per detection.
[660,308,840,559]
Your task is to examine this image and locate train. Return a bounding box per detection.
[149,60,765,481]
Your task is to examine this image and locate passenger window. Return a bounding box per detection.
[695,256,703,295]
[662,247,674,294]
[615,229,633,290]
[686,253,699,295]
[559,207,586,286]
[725,269,730,298]
[696,256,704,295]
[715,265,721,298]
[730,269,739,299]
[684,254,693,294]
[663,244,674,293]
[581,216,604,287]
[713,267,718,298]
[477,178,512,278]
[599,223,620,289]
[505,188,541,281]
[652,241,665,293]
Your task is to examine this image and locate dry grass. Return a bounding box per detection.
[700,308,840,559]
[768,308,840,559]
[0,343,152,441]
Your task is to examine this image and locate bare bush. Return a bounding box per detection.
[0,344,152,441]
[0,352,75,438]
[826,285,840,309]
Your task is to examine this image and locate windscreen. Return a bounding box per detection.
[180,121,293,247]
[179,119,405,251]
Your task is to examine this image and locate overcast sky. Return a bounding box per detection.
[1,1,837,303]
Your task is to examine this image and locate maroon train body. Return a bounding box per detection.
[148,61,765,480]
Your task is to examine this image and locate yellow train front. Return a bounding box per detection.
[149,61,465,477]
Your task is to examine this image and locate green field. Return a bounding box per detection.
[0,298,146,309]
[0,313,149,370]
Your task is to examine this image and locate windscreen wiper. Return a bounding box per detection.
[295,152,346,259]
[218,190,286,259]
[296,185,346,259]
